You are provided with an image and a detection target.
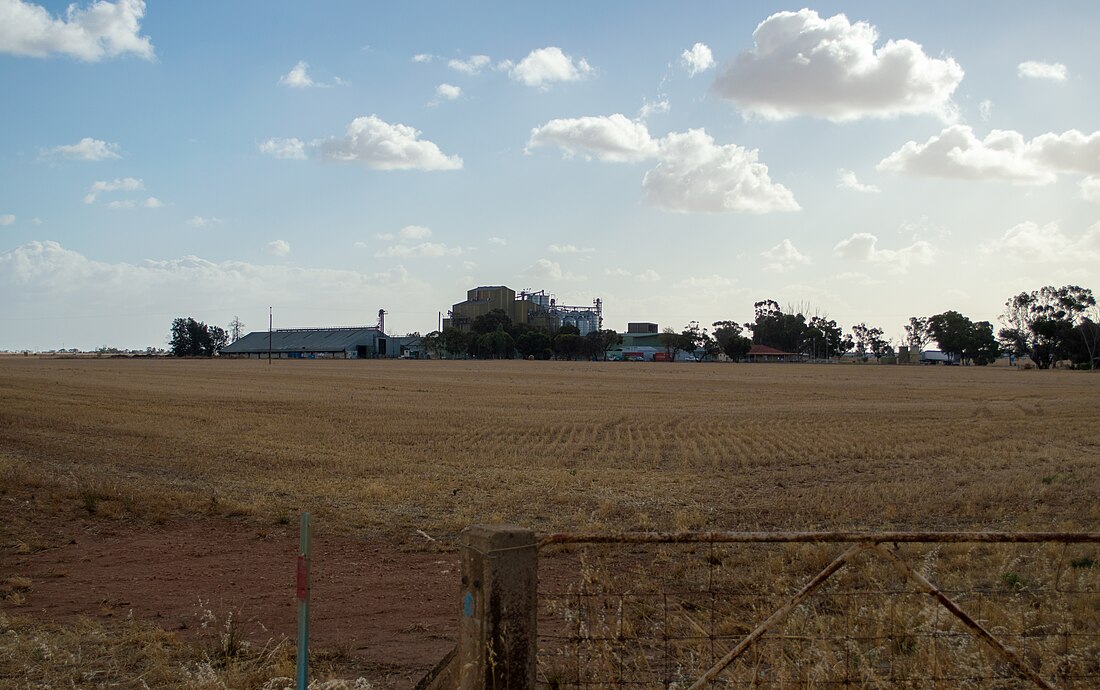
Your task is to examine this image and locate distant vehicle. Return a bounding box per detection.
[920,350,959,365]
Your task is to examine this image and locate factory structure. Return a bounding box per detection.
[444,285,603,336]
[221,309,423,359]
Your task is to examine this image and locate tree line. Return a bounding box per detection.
[167,284,1098,369]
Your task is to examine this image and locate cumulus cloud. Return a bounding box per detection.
[832,233,935,273]
[259,137,307,160]
[761,238,811,272]
[1018,61,1067,82]
[527,114,659,162]
[43,137,121,161]
[643,129,799,214]
[980,221,1100,262]
[1082,177,1100,203]
[487,236,508,246]
[634,269,661,283]
[837,169,880,193]
[0,0,153,61]
[265,240,290,256]
[277,61,342,88]
[528,115,798,214]
[680,42,714,76]
[106,196,160,209]
[525,258,585,281]
[83,177,143,203]
[712,9,963,121]
[411,53,433,63]
[548,244,595,254]
[0,214,14,226]
[376,242,462,258]
[504,46,594,88]
[398,225,432,240]
[187,216,223,228]
[878,125,1100,184]
[448,54,491,74]
[435,83,461,100]
[317,115,462,171]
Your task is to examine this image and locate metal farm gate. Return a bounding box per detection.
[419,528,1100,689]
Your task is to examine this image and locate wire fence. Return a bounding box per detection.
[535,533,1100,689]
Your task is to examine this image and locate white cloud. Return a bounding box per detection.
[639,97,670,120]
[83,177,143,203]
[376,242,462,258]
[878,125,1100,184]
[528,115,798,214]
[979,99,993,122]
[634,269,661,283]
[265,240,290,256]
[259,137,306,160]
[487,236,508,246]
[548,244,594,254]
[680,42,714,77]
[0,0,153,61]
[317,115,462,171]
[436,83,461,100]
[832,233,935,273]
[31,217,43,225]
[506,46,594,88]
[279,61,314,88]
[106,196,159,209]
[837,168,880,193]
[187,216,223,228]
[525,258,585,281]
[1018,61,1067,82]
[44,137,121,161]
[0,214,14,226]
[448,54,490,75]
[673,274,736,289]
[143,196,161,208]
[398,225,432,240]
[761,238,811,272]
[712,9,963,122]
[980,221,1100,262]
[411,53,433,63]
[1082,177,1100,203]
[527,113,659,163]
[643,129,799,214]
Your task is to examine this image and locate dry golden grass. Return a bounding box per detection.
[1,357,1098,542]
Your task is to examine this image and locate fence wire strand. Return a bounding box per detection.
[535,536,1100,689]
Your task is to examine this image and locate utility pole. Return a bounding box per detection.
[268,307,272,365]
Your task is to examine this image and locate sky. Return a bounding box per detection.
[1,1,1098,351]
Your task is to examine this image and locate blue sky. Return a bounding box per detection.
[1,1,1097,350]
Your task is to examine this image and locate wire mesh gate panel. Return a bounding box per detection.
[535,533,1100,689]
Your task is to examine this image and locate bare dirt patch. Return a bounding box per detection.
[1,508,459,688]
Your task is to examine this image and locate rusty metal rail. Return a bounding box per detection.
[539,530,1100,548]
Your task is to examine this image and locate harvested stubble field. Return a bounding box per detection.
[1,357,1098,688]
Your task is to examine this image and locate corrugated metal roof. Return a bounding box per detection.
[222,327,383,354]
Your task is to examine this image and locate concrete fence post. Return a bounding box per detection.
[458,525,538,690]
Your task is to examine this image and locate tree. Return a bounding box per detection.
[442,328,471,359]
[584,329,622,360]
[169,317,226,357]
[928,311,1000,365]
[228,316,246,343]
[421,330,445,359]
[746,300,807,353]
[474,328,514,359]
[470,308,512,335]
[851,323,887,360]
[805,316,846,360]
[553,333,583,360]
[999,285,1096,368]
[515,328,552,359]
[712,321,751,361]
[682,321,718,361]
[904,317,932,354]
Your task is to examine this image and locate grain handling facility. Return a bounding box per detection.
[221,326,402,359]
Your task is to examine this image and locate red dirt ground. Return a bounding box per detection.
[1,508,461,688]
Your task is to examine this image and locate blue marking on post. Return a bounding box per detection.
[463,591,474,617]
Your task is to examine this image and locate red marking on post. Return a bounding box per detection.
[296,555,308,600]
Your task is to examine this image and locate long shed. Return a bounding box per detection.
[221,327,391,359]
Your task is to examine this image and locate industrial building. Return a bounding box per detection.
[221,310,423,359]
[445,286,603,335]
